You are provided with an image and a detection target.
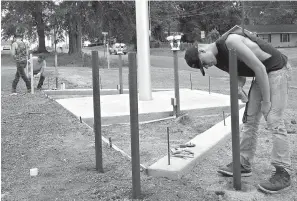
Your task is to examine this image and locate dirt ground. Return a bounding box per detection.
[1,48,297,200]
[102,112,230,167]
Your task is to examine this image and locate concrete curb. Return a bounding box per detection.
[43,88,177,96]
[147,107,245,179]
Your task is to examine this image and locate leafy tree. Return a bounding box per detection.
[1,1,51,53]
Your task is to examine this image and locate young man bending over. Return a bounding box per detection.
[184,29,292,194]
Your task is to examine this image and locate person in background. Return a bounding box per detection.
[11,29,31,93]
[28,54,47,90]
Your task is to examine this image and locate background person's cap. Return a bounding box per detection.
[184,47,205,76]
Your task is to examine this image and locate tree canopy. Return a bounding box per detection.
[2,1,296,54]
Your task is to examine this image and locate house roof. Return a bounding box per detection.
[221,25,253,37]
[244,24,297,34]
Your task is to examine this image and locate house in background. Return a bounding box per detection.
[245,24,297,48]
[224,24,297,48]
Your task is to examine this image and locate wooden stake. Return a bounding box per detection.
[167,127,170,165]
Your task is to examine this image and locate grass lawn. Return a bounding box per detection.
[1,48,297,200]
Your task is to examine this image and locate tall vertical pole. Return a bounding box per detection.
[135,0,152,101]
[107,43,110,69]
[104,35,106,58]
[26,48,29,76]
[241,1,245,34]
[92,51,103,173]
[119,54,123,94]
[128,52,141,199]
[30,54,34,94]
[55,53,58,88]
[229,49,241,190]
[173,50,180,117]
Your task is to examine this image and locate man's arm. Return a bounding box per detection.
[225,34,270,103]
[39,60,46,74]
[11,42,17,58]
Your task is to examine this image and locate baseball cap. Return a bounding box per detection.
[184,47,205,76]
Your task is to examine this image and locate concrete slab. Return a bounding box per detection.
[55,89,241,119]
[44,88,172,96]
[147,107,245,179]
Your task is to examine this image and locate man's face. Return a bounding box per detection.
[199,50,216,69]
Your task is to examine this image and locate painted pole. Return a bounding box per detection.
[55,53,58,89]
[30,54,34,94]
[173,50,180,117]
[119,54,123,94]
[135,0,152,101]
[242,1,245,34]
[209,76,211,94]
[190,73,192,90]
[229,49,241,190]
[128,52,141,199]
[107,44,110,69]
[26,48,29,76]
[91,51,104,173]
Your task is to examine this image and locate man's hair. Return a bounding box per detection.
[184,47,205,76]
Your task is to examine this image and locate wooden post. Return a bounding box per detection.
[128,52,141,199]
[30,54,34,94]
[229,48,241,190]
[119,54,123,94]
[91,51,104,173]
[173,50,180,117]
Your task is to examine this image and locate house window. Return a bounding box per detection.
[257,34,271,43]
[280,34,290,42]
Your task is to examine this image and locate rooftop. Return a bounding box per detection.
[245,24,297,33]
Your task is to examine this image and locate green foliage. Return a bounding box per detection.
[206,29,220,43]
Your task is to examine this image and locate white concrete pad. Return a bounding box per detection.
[56,89,240,119]
[147,107,245,179]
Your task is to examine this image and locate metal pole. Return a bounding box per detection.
[128,52,141,199]
[107,44,110,69]
[30,54,34,94]
[104,35,106,58]
[190,73,192,90]
[55,53,58,89]
[91,51,104,173]
[119,54,123,94]
[173,50,180,117]
[229,48,241,190]
[209,76,211,94]
[167,127,170,165]
[26,48,29,76]
[242,1,245,34]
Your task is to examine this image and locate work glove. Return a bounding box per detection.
[261,101,271,121]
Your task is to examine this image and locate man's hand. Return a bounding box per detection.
[34,73,41,78]
[238,87,248,103]
[261,101,271,121]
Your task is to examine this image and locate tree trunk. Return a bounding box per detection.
[68,13,82,55]
[32,2,47,53]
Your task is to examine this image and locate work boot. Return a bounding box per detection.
[217,162,252,177]
[27,88,31,93]
[11,88,16,93]
[258,167,291,194]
